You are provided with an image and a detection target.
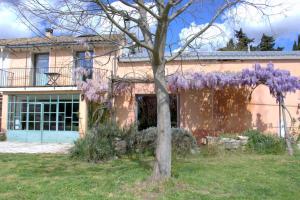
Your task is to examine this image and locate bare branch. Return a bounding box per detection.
[119,0,139,10]
[136,0,154,48]
[133,0,160,20]
[169,0,193,21]
[92,0,154,51]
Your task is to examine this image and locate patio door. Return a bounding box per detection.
[34,53,49,86]
[28,102,57,142]
[7,94,80,143]
[27,102,43,142]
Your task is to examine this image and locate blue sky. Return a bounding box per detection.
[0,0,300,51]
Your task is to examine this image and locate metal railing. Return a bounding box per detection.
[0,67,109,88]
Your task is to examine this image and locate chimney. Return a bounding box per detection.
[45,28,53,37]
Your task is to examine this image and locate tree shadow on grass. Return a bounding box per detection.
[127,154,154,171]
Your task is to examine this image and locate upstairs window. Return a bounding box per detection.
[75,51,94,80]
[34,53,49,86]
[75,51,93,69]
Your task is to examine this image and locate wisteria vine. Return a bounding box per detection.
[75,63,300,103]
[167,63,300,102]
[74,67,131,102]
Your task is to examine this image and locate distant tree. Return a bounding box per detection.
[292,35,300,50]
[219,38,235,51]
[258,34,283,51]
[219,29,254,51]
[220,32,284,51]
[235,28,254,51]
[293,41,298,50]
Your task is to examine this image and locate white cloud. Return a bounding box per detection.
[223,0,300,42]
[0,2,32,38]
[178,22,233,51]
[178,0,300,51]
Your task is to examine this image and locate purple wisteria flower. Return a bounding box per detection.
[167,63,300,102]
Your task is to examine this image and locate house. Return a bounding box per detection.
[1,31,300,143]
[0,30,120,143]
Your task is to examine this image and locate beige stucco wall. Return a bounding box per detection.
[4,46,117,87]
[1,94,8,132]
[115,59,300,139]
[79,97,88,137]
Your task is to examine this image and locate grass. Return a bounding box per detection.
[0,152,300,200]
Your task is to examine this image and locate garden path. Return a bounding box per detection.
[0,142,72,154]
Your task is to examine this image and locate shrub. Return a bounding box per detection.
[0,133,6,141]
[133,127,157,155]
[132,127,198,156]
[244,130,286,154]
[71,124,198,162]
[70,122,125,162]
[172,128,198,155]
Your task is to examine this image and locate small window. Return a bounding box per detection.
[75,51,93,69]
[75,51,94,79]
[136,95,178,131]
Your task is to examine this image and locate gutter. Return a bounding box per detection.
[2,41,118,49]
[119,51,300,62]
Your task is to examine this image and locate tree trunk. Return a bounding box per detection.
[281,102,294,156]
[152,63,172,180]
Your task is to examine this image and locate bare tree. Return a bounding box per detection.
[14,0,275,180]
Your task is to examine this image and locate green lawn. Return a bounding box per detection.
[0,152,300,200]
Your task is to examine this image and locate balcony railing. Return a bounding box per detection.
[0,67,108,88]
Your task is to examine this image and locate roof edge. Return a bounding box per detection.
[119,51,300,62]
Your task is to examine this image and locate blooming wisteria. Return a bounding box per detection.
[240,63,300,101]
[75,64,300,103]
[168,63,300,101]
[74,67,109,102]
[77,78,109,102]
[74,67,132,102]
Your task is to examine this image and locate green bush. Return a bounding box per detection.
[70,122,125,162]
[0,133,6,141]
[133,127,157,155]
[132,127,198,156]
[172,128,198,155]
[71,123,198,162]
[244,130,286,154]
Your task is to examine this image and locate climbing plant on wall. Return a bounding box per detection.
[168,63,300,155]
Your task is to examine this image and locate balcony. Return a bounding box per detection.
[0,67,108,88]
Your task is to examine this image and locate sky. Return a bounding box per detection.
[0,0,300,51]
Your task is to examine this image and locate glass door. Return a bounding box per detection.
[42,102,57,131]
[7,94,80,143]
[34,53,49,86]
[27,103,42,131]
